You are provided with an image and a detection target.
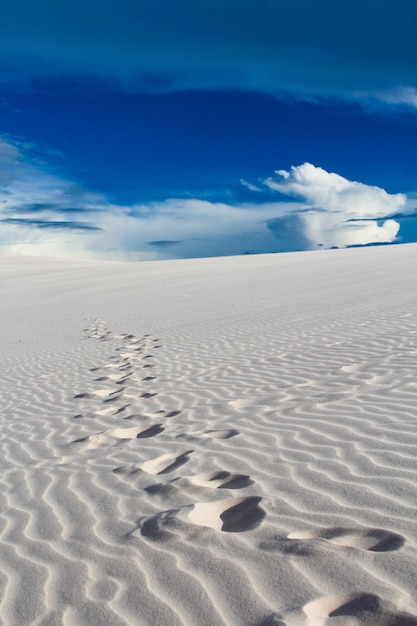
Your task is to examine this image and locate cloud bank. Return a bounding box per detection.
[1,0,417,106]
[0,137,411,260]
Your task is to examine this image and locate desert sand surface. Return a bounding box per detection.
[1,244,417,625]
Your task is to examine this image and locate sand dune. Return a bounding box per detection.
[1,245,417,624]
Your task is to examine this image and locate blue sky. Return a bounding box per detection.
[1,0,417,259]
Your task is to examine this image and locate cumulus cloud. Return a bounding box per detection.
[262,163,406,249]
[0,137,412,259]
[264,163,406,218]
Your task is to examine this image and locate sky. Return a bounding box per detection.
[1,0,417,260]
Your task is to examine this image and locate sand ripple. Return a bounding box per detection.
[1,246,417,624]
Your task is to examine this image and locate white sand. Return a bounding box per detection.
[1,244,417,625]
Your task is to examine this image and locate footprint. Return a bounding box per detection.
[141,450,193,475]
[74,388,123,400]
[303,593,417,625]
[138,509,191,543]
[288,527,404,552]
[257,614,285,626]
[341,362,365,373]
[126,410,180,420]
[94,373,132,383]
[189,471,252,489]
[123,391,157,400]
[258,534,316,557]
[96,404,130,416]
[113,464,142,477]
[117,344,143,351]
[118,352,142,359]
[102,393,127,405]
[108,355,130,363]
[122,409,178,421]
[84,321,113,341]
[180,429,239,441]
[72,403,130,419]
[229,397,259,409]
[136,424,164,439]
[203,429,239,439]
[145,471,253,499]
[73,424,164,449]
[138,496,264,541]
[188,496,265,532]
[116,344,142,352]
[149,410,181,418]
[85,327,112,341]
[91,363,131,372]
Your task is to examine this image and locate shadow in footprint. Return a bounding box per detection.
[219,474,252,489]
[205,429,239,440]
[136,424,164,438]
[331,593,380,616]
[72,435,89,444]
[144,483,178,497]
[178,428,239,442]
[189,496,265,532]
[258,536,315,558]
[72,423,164,449]
[142,450,193,475]
[159,452,191,474]
[144,410,181,419]
[94,374,132,383]
[113,465,141,477]
[139,497,264,542]
[139,511,179,542]
[190,471,253,489]
[97,404,131,416]
[221,497,265,532]
[305,593,417,626]
[256,614,286,626]
[102,394,125,404]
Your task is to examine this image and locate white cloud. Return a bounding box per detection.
[263,163,405,249]
[240,179,262,193]
[367,87,417,110]
[264,163,406,218]
[0,137,287,259]
[0,139,410,259]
